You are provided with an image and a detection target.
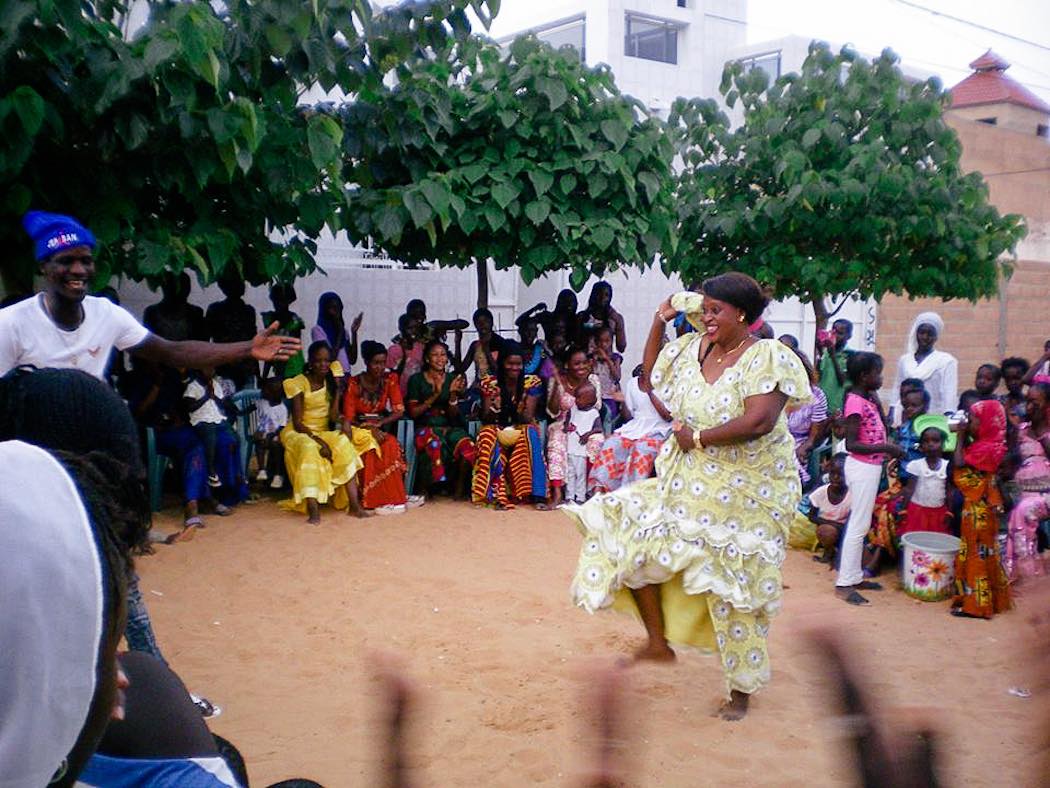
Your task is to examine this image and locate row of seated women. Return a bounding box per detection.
[277,336,672,522]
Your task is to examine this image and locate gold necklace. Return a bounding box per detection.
[714,335,750,364]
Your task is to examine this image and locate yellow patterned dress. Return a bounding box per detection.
[280,362,364,511]
[564,337,810,696]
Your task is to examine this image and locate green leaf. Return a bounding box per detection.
[524,198,551,225]
[460,164,487,184]
[491,181,519,210]
[9,86,45,137]
[538,77,568,111]
[498,109,517,128]
[559,173,577,194]
[637,171,660,203]
[569,266,588,290]
[144,34,180,72]
[265,24,294,56]
[600,119,628,150]
[420,179,450,219]
[483,202,506,232]
[590,224,615,251]
[801,127,822,149]
[527,169,554,197]
[375,205,405,242]
[307,114,343,171]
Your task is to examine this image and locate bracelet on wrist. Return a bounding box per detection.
[692,428,704,449]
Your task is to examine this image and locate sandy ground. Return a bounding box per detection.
[137,497,1045,787]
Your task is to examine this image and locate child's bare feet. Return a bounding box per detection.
[630,641,676,663]
[717,690,750,721]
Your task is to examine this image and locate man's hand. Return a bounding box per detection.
[351,312,364,333]
[251,321,301,362]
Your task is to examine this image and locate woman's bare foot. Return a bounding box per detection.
[306,499,320,525]
[348,506,374,518]
[630,641,676,663]
[718,690,749,721]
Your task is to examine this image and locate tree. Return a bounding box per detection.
[668,42,1027,331]
[0,0,498,293]
[337,35,678,306]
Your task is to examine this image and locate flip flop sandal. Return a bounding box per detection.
[214,503,234,516]
[841,590,870,606]
[166,517,203,544]
[856,581,883,591]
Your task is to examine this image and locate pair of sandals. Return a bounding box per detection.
[840,580,883,606]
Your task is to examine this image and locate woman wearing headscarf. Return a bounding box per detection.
[310,291,362,373]
[342,340,416,513]
[893,312,958,417]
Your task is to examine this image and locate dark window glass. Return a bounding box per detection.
[624,15,678,64]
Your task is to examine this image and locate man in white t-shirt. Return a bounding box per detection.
[0,211,300,381]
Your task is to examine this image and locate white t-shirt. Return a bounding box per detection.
[905,457,948,507]
[567,405,600,457]
[0,294,149,380]
[808,483,852,524]
[184,378,227,426]
[617,376,672,441]
[257,399,288,434]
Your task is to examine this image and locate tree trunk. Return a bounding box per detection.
[475,257,488,310]
[811,296,829,362]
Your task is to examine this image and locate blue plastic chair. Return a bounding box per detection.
[146,426,171,512]
[230,388,261,476]
[397,418,417,496]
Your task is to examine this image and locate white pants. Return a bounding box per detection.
[566,454,588,503]
[836,456,883,588]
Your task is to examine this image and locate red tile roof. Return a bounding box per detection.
[949,50,1050,115]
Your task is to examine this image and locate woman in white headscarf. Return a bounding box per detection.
[0,441,131,788]
[893,312,958,417]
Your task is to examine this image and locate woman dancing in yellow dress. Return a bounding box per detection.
[564,273,809,720]
[281,341,368,524]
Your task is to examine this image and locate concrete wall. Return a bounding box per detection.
[950,103,1049,139]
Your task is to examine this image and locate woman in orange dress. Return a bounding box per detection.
[342,341,412,512]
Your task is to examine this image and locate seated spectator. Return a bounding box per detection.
[1004,381,1050,582]
[311,291,361,373]
[589,366,672,494]
[808,454,852,565]
[280,341,368,524]
[516,305,556,382]
[471,343,547,509]
[183,367,238,490]
[457,308,505,414]
[406,341,475,498]
[342,340,416,514]
[254,376,288,489]
[205,276,259,389]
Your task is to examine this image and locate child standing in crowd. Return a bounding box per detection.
[951,389,1011,618]
[897,416,954,536]
[592,326,623,425]
[999,356,1031,425]
[564,383,602,505]
[836,352,903,606]
[808,454,852,565]
[254,376,288,489]
[1004,381,1050,581]
[183,367,235,489]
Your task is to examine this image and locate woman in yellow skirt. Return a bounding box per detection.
[281,341,368,524]
[564,274,810,721]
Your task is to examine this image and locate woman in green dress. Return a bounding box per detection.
[564,273,810,721]
[406,340,475,497]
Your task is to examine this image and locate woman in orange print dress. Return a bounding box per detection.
[342,341,412,512]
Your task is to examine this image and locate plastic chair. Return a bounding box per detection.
[146,426,171,513]
[397,418,417,496]
[230,388,261,476]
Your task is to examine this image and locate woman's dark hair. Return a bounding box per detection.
[700,272,769,324]
[594,324,614,341]
[406,298,426,316]
[397,313,412,335]
[472,307,493,323]
[1001,357,1030,376]
[315,292,346,352]
[977,363,1002,384]
[846,351,883,387]
[306,340,338,400]
[957,389,980,411]
[1029,381,1050,402]
[360,340,387,364]
[587,281,612,311]
[560,343,589,368]
[497,341,526,404]
[554,288,578,315]
[792,348,818,385]
[268,282,296,305]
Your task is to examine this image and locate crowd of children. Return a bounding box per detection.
[793,328,1050,616]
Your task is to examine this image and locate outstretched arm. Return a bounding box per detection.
[133,321,299,369]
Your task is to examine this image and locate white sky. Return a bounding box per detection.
[747,0,1050,103]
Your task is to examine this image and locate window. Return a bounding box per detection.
[1037,124,1048,138]
[977,117,997,125]
[535,17,586,62]
[624,14,679,64]
[739,51,781,82]
[676,0,687,7]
